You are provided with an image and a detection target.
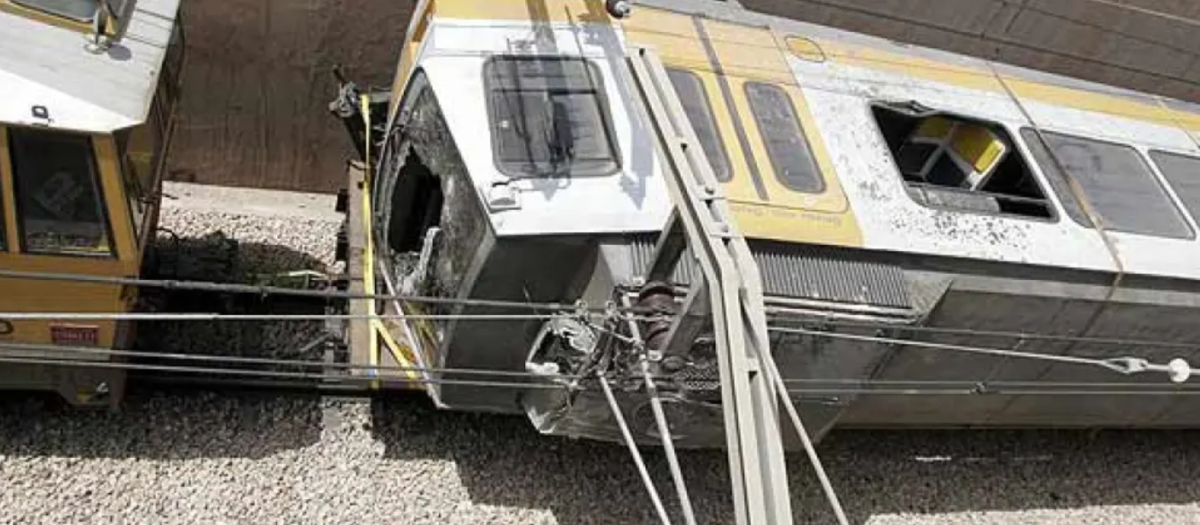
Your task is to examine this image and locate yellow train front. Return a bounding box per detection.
[0,0,183,406]
[339,0,1200,448]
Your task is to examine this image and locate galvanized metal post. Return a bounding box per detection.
[625,45,794,525]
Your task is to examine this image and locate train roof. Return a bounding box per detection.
[418,0,1200,135]
[638,0,1200,131]
[0,0,180,134]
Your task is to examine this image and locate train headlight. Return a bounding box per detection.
[605,0,632,18]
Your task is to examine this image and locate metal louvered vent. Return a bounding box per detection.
[629,236,911,309]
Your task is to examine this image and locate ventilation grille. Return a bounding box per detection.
[629,237,911,309]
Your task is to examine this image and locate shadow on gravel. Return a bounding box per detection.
[0,390,323,460]
[139,234,335,362]
[372,393,1200,524]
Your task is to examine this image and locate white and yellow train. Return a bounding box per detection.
[339,0,1200,446]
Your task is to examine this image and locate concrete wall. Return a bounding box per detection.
[167,0,413,193]
[167,0,1200,193]
[741,0,1200,102]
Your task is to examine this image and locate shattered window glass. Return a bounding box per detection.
[486,56,620,178]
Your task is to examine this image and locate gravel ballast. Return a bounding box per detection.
[3,392,1200,524]
[3,182,1198,524]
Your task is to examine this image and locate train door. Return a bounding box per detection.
[623,9,860,246]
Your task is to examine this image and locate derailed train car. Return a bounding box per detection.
[339,0,1200,446]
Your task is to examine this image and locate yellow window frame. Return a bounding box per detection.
[2,125,138,271]
[0,0,118,36]
[0,127,18,254]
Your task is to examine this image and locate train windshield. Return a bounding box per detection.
[485,56,620,178]
[9,128,112,256]
[11,0,98,21]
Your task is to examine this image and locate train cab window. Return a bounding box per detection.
[666,68,731,182]
[485,56,619,178]
[1150,151,1200,222]
[1023,130,1192,239]
[114,130,146,236]
[873,104,1053,219]
[744,82,823,193]
[9,128,113,256]
[11,0,98,21]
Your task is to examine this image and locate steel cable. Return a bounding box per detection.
[769,318,1200,351]
[0,268,656,315]
[769,326,1199,383]
[0,354,571,391]
[0,340,577,380]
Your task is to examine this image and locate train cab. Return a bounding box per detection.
[0,0,182,405]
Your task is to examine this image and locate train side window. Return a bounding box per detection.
[873,104,1054,219]
[744,82,823,193]
[10,0,98,21]
[1149,151,1200,223]
[484,56,620,178]
[114,130,146,235]
[9,128,113,256]
[666,68,731,182]
[1024,131,1192,239]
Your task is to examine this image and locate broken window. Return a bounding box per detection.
[666,68,731,182]
[1024,131,1192,239]
[485,56,620,178]
[873,103,1053,219]
[745,82,824,193]
[10,128,113,256]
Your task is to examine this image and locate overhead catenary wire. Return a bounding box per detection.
[11,337,1200,396]
[0,312,633,322]
[768,326,1196,383]
[0,268,657,315]
[598,374,673,525]
[0,340,577,380]
[783,386,1200,396]
[619,295,699,525]
[769,318,1200,352]
[757,338,850,525]
[0,354,575,391]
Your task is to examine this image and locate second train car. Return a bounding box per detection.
[339,0,1200,446]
